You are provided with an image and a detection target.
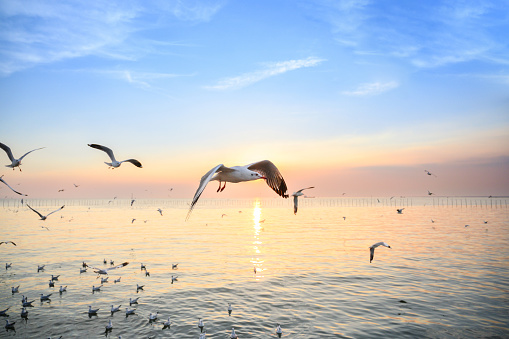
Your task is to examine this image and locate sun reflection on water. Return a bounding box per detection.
[251,200,264,280]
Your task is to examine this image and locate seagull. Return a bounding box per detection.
[129,297,139,305]
[110,260,115,265]
[40,225,50,231]
[228,303,232,316]
[291,186,314,214]
[131,218,136,224]
[140,263,146,270]
[22,299,34,307]
[199,333,206,339]
[0,307,10,316]
[80,267,87,274]
[92,285,103,292]
[171,275,178,284]
[51,274,60,281]
[82,261,87,267]
[1,240,16,246]
[163,317,171,329]
[49,280,55,287]
[428,190,434,196]
[125,308,136,316]
[149,312,158,321]
[172,263,178,270]
[101,277,109,283]
[111,305,121,313]
[11,286,19,293]
[276,323,283,338]
[105,319,113,331]
[114,277,121,283]
[157,208,163,216]
[88,305,99,315]
[73,183,80,188]
[87,144,143,169]
[4,319,15,330]
[21,307,28,318]
[40,293,52,301]
[27,204,64,220]
[5,263,12,269]
[369,242,391,263]
[0,175,27,196]
[187,160,288,220]
[38,265,45,272]
[103,258,107,264]
[137,284,144,291]
[396,208,404,214]
[87,262,129,275]
[424,170,437,177]
[59,286,67,293]
[0,142,45,171]
[145,271,150,277]
[198,318,204,332]
[230,327,238,339]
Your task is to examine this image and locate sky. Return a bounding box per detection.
[1,0,508,199]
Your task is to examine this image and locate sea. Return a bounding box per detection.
[1,197,508,338]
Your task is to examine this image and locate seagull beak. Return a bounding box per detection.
[260,176,267,180]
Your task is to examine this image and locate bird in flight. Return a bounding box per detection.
[27,204,64,220]
[87,144,142,169]
[0,175,27,196]
[291,186,314,214]
[369,241,391,263]
[424,170,437,177]
[187,160,288,220]
[86,262,129,275]
[0,142,45,171]
[0,241,16,246]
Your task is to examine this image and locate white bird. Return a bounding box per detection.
[171,275,178,284]
[129,297,139,305]
[48,280,55,287]
[163,317,171,329]
[5,263,12,269]
[111,305,121,313]
[276,323,283,338]
[369,242,391,263]
[0,175,27,196]
[86,262,129,275]
[149,312,158,321]
[199,332,206,339]
[230,327,238,339]
[51,274,60,280]
[21,307,28,318]
[88,305,99,315]
[137,284,144,291]
[38,265,45,272]
[40,293,52,301]
[59,286,67,293]
[125,307,136,316]
[0,307,10,316]
[11,285,19,293]
[22,299,34,307]
[198,318,204,332]
[101,277,109,284]
[88,144,142,169]
[187,160,288,220]
[172,263,178,270]
[114,277,121,283]
[92,285,103,292]
[291,186,314,214]
[4,319,15,330]
[228,303,232,316]
[396,208,404,214]
[0,142,45,171]
[157,208,163,216]
[0,240,17,246]
[105,319,113,331]
[27,204,64,220]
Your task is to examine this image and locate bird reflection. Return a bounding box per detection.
[251,201,265,279]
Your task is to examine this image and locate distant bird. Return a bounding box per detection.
[92,285,103,292]
[4,319,15,330]
[157,208,163,216]
[0,241,16,246]
[111,305,121,313]
[369,242,391,263]
[5,263,12,270]
[37,265,45,272]
[87,144,142,169]
[0,175,27,196]
[397,208,404,214]
[149,312,158,321]
[27,204,64,220]
[87,262,129,275]
[145,271,150,277]
[114,277,121,283]
[431,219,435,223]
[0,307,10,316]
[198,318,204,332]
[228,303,232,316]
[171,275,178,284]
[0,142,45,171]
[253,266,257,274]
[187,160,288,220]
[141,263,146,270]
[105,319,113,331]
[163,316,171,329]
[22,299,34,307]
[199,333,206,339]
[40,225,50,231]
[276,323,283,338]
[80,267,87,274]
[428,190,434,196]
[103,258,107,264]
[21,307,28,318]
[73,184,80,188]
[172,263,179,270]
[49,280,55,287]
[137,284,144,291]
[125,308,135,316]
[131,218,136,224]
[230,327,238,339]
[51,274,60,281]
[101,277,109,284]
[110,260,114,265]
[131,199,135,206]
[59,286,67,293]
[11,285,19,293]
[129,297,139,306]
[88,305,99,315]
[58,189,64,192]
[291,186,314,214]
[484,220,488,224]
[40,293,52,301]
[82,261,87,267]
[424,170,437,177]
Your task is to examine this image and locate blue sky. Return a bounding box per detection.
[1,0,508,198]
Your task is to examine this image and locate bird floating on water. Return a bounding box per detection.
[396,208,404,214]
[157,208,163,216]
[40,293,52,301]
[163,317,171,329]
[59,286,67,293]
[149,312,158,321]
[92,285,103,292]
[276,323,283,338]
[125,308,135,316]
[0,307,10,316]
[0,175,27,196]
[49,280,55,287]
[11,286,19,293]
[4,319,15,330]
[228,303,232,316]
[230,327,238,339]
[370,242,391,263]
[88,144,142,169]
[114,277,121,283]
[105,319,113,331]
[51,274,60,281]
[137,284,144,291]
[198,318,204,332]
[38,265,45,272]
[88,305,99,315]
[101,277,109,284]
[172,263,178,270]
[129,297,139,305]
[5,263,12,270]
[187,160,288,220]
[27,204,64,220]
[0,142,45,171]
[21,307,28,318]
[291,186,314,214]
[171,275,178,284]
[111,305,121,313]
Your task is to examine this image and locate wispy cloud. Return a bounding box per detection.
[205,57,325,90]
[342,81,398,96]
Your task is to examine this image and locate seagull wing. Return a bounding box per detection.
[46,205,65,217]
[0,176,27,196]
[296,186,315,194]
[370,247,375,263]
[27,204,44,219]
[0,143,15,162]
[105,262,129,271]
[293,195,299,214]
[186,164,230,220]
[88,144,116,162]
[120,159,143,168]
[18,147,45,161]
[247,160,288,198]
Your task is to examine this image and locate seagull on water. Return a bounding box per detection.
[101,277,109,284]
[49,280,55,287]
[129,297,139,305]
[51,274,60,280]
[0,142,45,171]
[228,303,232,316]
[276,323,283,338]
[0,241,17,246]
[396,208,404,214]
[291,186,314,214]
[172,263,178,270]
[38,265,45,272]
[0,175,27,196]
[27,204,64,220]
[131,218,136,224]
[88,144,143,169]
[198,318,204,332]
[111,305,121,313]
[88,305,99,315]
[149,312,158,321]
[105,319,113,331]
[59,286,67,293]
[92,285,103,292]
[114,277,121,283]
[21,307,28,318]
[230,327,238,339]
[171,275,178,284]
[141,263,146,270]
[80,267,87,274]
[87,262,129,275]
[4,319,15,330]
[163,317,171,329]
[157,208,163,216]
[0,307,10,316]
[22,299,34,307]
[40,293,52,301]
[370,242,391,263]
[137,284,144,291]
[5,263,12,269]
[125,308,135,316]
[11,286,19,293]
[187,160,288,220]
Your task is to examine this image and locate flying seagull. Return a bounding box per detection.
[291,186,314,214]
[87,144,142,168]
[424,170,437,177]
[0,175,27,196]
[86,262,129,275]
[369,241,391,263]
[187,160,288,220]
[0,142,45,171]
[27,204,64,220]
[0,241,16,246]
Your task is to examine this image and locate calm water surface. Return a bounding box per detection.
[1,198,508,338]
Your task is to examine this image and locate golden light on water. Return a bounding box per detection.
[251,200,264,279]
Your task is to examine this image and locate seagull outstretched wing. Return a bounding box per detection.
[0,176,27,196]
[247,160,288,198]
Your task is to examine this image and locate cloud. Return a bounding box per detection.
[342,81,398,96]
[205,57,325,90]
